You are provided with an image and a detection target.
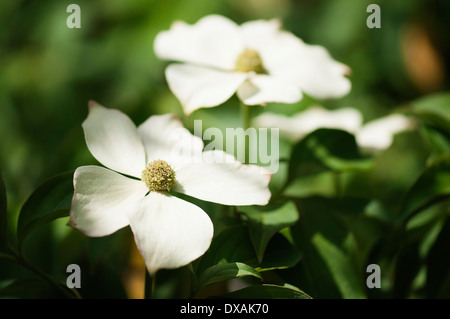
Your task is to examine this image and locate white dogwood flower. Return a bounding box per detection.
[253,106,363,141]
[154,15,351,115]
[69,102,271,274]
[253,106,415,152]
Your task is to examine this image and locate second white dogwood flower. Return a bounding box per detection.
[253,106,416,152]
[69,102,271,274]
[154,15,351,115]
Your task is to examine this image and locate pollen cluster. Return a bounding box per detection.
[234,49,267,74]
[141,159,176,192]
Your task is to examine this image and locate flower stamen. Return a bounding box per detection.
[142,159,176,191]
[234,49,267,74]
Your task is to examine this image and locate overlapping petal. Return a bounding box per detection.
[128,191,214,274]
[239,20,351,99]
[237,74,302,105]
[138,113,204,169]
[70,165,148,237]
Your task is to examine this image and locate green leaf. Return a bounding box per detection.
[391,241,421,298]
[17,171,74,249]
[364,200,395,223]
[240,201,299,263]
[418,124,450,155]
[290,196,378,298]
[197,262,262,291]
[255,233,302,272]
[412,93,450,155]
[411,92,450,134]
[399,155,450,222]
[196,225,301,275]
[0,278,59,298]
[289,129,373,181]
[220,284,312,299]
[283,171,338,198]
[0,171,8,248]
[196,226,256,274]
[312,233,366,299]
[425,217,450,298]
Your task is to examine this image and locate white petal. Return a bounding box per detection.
[138,114,204,169]
[166,64,247,115]
[356,114,416,151]
[242,22,351,100]
[237,74,302,105]
[128,191,213,274]
[69,166,148,237]
[252,113,304,141]
[174,150,271,206]
[270,43,351,99]
[253,106,363,141]
[154,14,244,70]
[82,102,146,177]
[240,18,290,55]
[240,18,283,40]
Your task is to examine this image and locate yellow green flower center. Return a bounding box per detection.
[234,49,267,74]
[141,159,176,191]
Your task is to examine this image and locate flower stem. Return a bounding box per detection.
[144,270,156,299]
[240,102,251,130]
[239,102,252,164]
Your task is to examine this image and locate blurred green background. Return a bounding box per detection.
[1,0,450,298]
